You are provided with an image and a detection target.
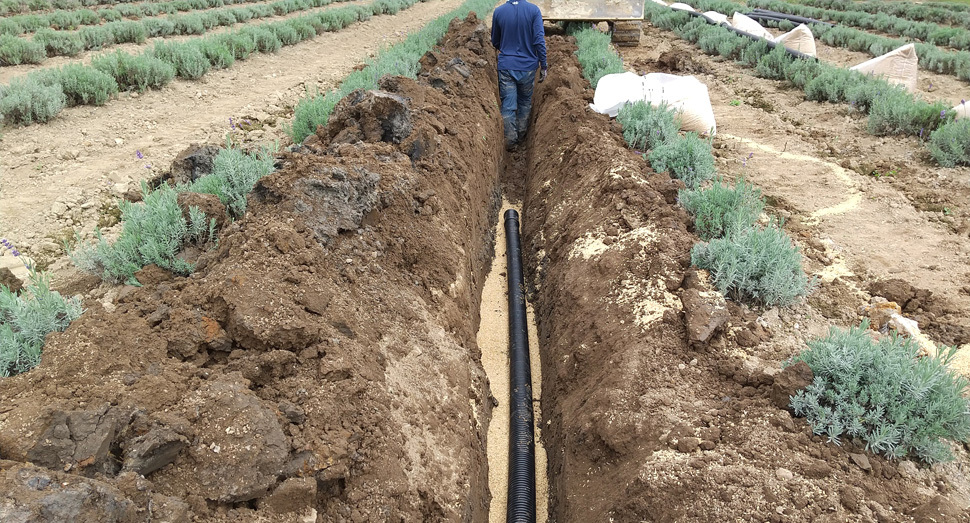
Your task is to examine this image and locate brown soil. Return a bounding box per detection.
[518,33,970,521]
[0,15,505,521]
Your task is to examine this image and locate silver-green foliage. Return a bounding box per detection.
[151,41,211,79]
[70,184,216,283]
[0,33,46,65]
[691,223,811,306]
[0,271,82,377]
[648,132,716,189]
[34,63,118,106]
[92,50,176,92]
[616,100,680,151]
[929,118,970,167]
[188,143,276,218]
[572,26,624,89]
[678,178,763,241]
[0,76,66,125]
[789,322,970,464]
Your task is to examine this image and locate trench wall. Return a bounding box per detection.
[521,35,698,520]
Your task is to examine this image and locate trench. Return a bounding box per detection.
[477,195,549,523]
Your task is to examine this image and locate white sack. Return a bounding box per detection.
[731,12,774,40]
[649,0,668,5]
[773,23,816,57]
[849,43,918,93]
[589,72,717,135]
[953,101,970,120]
[702,11,728,24]
[589,72,644,117]
[669,3,696,11]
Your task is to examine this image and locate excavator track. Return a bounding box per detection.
[611,20,642,46]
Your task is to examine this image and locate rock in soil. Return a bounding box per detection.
[166,144,222,186]
[769,361,814,411]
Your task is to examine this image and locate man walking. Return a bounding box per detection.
[491,0,547,149]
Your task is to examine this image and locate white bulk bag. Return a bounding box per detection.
[953,101,970,120]
[850,43,918,93]
[669,3,696,11]
[703,11,729,24]
[589,72,645,117]
[773,23,816,57]
[731,12,774,40]
[589,72,718,135]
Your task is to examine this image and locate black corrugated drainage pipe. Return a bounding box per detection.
[681,9,818,61]
[746,9,834,28]
[504,209,536,523]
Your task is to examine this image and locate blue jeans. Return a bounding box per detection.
[498,69,536,145]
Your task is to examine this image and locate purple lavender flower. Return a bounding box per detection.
[1,238,21,257]
[229,117,235,129]
[941,110,947,118]
[136,150,144,160]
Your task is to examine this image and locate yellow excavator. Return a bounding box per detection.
[535,0,644,46]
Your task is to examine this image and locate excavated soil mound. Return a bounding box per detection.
[0,15,504,522]
[524,35,970,522]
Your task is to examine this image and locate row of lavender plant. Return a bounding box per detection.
[0,0,350,65]
[0,0,267,35]
[646,1,969,166]
[0,0,425,126]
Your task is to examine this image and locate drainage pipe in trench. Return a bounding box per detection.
[503,209,536,523]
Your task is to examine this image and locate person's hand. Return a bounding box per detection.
[539,67,547,83]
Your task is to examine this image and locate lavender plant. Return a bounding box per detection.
[187,140,276,218]
[929,119,970,167]
[691,223,812,306]
[648,132,716,189]
[70,183,216,283]
[616,100,680,151]
[0,76,66,125]
[1,239,82,377]
[789,321,970,464]
[678,178,764,241]
[572,26,625,88]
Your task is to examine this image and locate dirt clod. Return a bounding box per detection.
[0,267,23,294]
[26,404,120,477]
[769,361,814,410]
[167,144,222,186]
[122,427,187,476]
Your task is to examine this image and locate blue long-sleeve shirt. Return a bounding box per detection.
[491,0,546,72]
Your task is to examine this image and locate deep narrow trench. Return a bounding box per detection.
[476,144,549,521]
